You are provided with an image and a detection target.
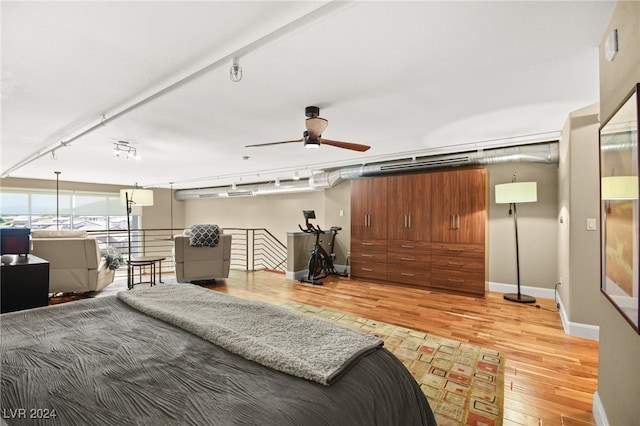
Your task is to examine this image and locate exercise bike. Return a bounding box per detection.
[298,210,349,285]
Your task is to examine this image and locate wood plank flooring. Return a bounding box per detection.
[211,270,599,426]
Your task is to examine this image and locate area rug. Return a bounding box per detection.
[279,301,504,426]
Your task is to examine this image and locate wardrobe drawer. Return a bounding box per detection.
[387,266,430,287]
[387,241,430,266]
[431,256,484,274]
[350,249,387,263]
[431,243,484,259]
[350,260,387,280]
[352,239,387,252]
[429,270,486,295]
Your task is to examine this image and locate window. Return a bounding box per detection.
[0,188,139,231]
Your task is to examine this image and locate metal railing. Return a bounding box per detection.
[86,227,287,278]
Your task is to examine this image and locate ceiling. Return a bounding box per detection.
[1,1,615,190]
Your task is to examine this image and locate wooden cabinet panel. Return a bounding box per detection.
[430,242,486,296]
[387,174,431,241]
[431,169,486,244]
[351,177,387,240]
[350,169,487,297]
[350,239,387,280]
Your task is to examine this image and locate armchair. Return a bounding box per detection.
[174,228,231,283]
[30,230,116,294]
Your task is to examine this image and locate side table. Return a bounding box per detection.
[1,254,50,313]
[128,255,166,289]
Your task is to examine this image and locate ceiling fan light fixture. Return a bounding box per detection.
[304,139,321,149]
[306,117,328,135]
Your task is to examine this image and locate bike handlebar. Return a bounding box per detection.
[299,223,325,234]
[298,224,343,234]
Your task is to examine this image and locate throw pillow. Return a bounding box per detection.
[189,224,220,247]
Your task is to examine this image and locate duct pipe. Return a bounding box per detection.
[175,141,559,200]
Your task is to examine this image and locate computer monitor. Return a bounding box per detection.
[303,210,316,219]
[0,228,31,256]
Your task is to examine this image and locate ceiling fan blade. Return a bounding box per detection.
[320,138,371,152]
[245,138,303,148]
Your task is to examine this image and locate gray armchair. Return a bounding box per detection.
[173,230,231,282]
[30,230,116,293]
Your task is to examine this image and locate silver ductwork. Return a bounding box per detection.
[175,141,558,200]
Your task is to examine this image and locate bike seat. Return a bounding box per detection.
[330,226,342,231]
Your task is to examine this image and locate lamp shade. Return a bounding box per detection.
[495,182,537,204]
[120,188,154,206]
[601,176,639,200]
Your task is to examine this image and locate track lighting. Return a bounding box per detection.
[230,58,243,82]
[113,141,141,161]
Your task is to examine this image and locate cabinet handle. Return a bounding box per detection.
[448,261,464,266]
[361,254,374,258]
[362,268,374,272]
[456,214,460,229]
[408,214,411,228]
[364,215,367,227]
[361,242,373,246]
[400,257,415,261]
[404,215,407,228]
[367,214,371,227]
[400,245,415,248]
[446,247,464,252]
[401,273,415,277]
[448,278,464,283]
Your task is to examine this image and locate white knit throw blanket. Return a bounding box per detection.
[118,284,382,385]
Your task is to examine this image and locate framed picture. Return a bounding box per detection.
[600,82,640,333]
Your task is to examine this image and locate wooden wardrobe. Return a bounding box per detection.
[350,168,488,297]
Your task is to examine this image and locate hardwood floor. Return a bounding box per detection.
[211,270,599,426]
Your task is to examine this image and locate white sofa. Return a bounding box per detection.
[174,229,231,282]
[30,230,116,294]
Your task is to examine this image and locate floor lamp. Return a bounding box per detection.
[495,179,537,303]
[120,187,154,289]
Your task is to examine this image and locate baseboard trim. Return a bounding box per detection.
[488,281,599,341]
[593,391,609,426]
[557,296,599,340]
[488,282,556,299]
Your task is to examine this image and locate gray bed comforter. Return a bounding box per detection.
[1,296,436,426]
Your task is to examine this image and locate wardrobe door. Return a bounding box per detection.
[387,174,431,241]
[351,177,387,240]
[431,169,485,244]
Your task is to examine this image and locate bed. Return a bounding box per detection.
[1,285,436,425]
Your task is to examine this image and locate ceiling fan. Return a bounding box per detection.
[245,106,371,152]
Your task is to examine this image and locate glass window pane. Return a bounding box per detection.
[31,193,72,215]
[0,192,29,215]
[74,194,109,215]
